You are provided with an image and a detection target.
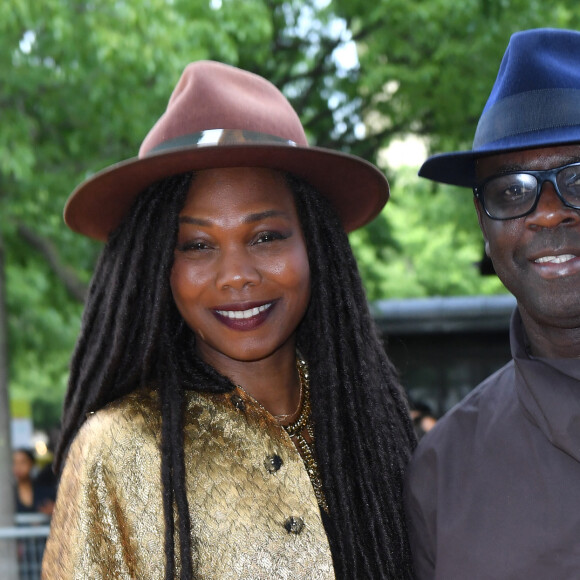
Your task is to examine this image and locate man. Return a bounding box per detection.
[405,28,580,579]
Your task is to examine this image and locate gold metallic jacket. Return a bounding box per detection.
[42,387,334,579]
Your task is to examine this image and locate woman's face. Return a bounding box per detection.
[170,167,311,368]
[13,451,33,482]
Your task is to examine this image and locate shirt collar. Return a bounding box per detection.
[512,308,580,461]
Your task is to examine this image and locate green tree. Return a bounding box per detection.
[3,0,580,430]
[350,166,504,299]
[335,0,580,298]
[334,0,580,154]
[3,0,213,424]
[1,0,376,428]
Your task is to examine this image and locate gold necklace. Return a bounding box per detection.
[274,369,303,421]
[282,356,328,512]
[235,355,328,512]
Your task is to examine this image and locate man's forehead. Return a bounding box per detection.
[475,144,580,178]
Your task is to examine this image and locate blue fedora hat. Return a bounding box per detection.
[419,28,580,188]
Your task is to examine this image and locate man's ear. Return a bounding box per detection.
[473,196,491,258]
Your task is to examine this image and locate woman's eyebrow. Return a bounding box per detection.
[243,209,290,223]
[178,216,211,226]
[178,210,290,226]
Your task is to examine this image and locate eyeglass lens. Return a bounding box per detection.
[482,163,580,219]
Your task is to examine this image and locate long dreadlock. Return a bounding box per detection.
[290,175,416,577]
[55,171,416,579]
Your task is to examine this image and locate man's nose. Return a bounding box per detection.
[526,181,580,229]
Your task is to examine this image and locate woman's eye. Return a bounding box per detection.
[253,231,287,244]
[177,240,211,252]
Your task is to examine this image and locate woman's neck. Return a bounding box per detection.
[200,343,302,418]
[17,480,34,507]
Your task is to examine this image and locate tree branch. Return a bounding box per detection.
[17,223,88,303]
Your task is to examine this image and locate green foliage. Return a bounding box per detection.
[3,0,580,427]
[335,0,580,153]
[1,0,352,428]
[350,166,504,299]
[5,255,82,428]
[2,0,225,427]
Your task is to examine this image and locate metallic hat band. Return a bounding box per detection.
[473,88,580,149]
[147,129,297,156]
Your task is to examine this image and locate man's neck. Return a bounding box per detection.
[519,306,580,358]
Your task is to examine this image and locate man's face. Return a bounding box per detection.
[475,145,580,334]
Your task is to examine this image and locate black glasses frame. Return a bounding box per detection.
[473,161,580,220]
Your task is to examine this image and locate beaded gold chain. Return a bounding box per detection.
[282,356,328,512]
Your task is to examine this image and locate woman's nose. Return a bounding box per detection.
[215,247,261,290]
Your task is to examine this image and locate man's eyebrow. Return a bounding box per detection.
[496,157,580,173]
[558,156,580,166]
[495,164,523,173]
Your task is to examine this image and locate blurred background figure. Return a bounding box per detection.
[13,448,55,580]
[409,400,438,441]
[13,449,55,516]
[32,427,60,497]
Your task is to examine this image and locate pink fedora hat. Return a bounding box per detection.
[64,60,389,241]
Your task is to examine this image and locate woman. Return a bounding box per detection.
[43,61,416,579]
[13,448,55,515]
[13,449,54,580]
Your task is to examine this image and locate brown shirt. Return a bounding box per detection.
[43,386,334,579]
[405,308,580,579]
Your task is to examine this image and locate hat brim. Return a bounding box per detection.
[65,143,389,241]
[419,130,580,188]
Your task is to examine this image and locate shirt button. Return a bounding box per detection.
[264,454,283,473]
[230,394,246,412]
[284,516,305,534]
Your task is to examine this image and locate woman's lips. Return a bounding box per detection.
[211,301,275,330]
